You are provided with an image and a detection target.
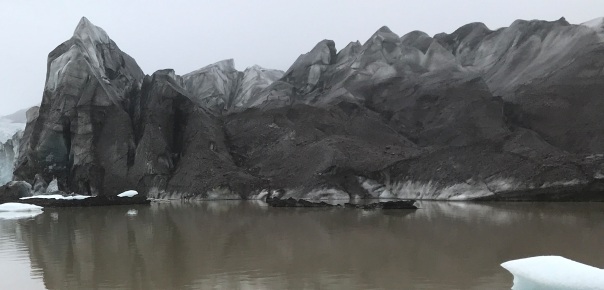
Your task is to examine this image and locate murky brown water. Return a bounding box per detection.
[1,201,603,290]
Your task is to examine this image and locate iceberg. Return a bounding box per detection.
[117,190,138,198]
[0,202,43,212]
[0,211,42,220]
[501,256,604,290]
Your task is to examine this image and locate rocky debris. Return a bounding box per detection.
[265,196,335,208]
[344,200,417,210]
[127,69,264,199]
[224,102,420,199]
[15,194,150,207]
[265,196,418,209]
[0,181,33,202]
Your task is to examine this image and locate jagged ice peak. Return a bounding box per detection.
[73,17,111,44]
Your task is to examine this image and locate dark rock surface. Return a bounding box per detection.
[127,69,264,199]
[265,196,336,208]
[8,17,604,201]
[265,196,418,209]
[344,200,418,210]
[14,195,150,207]
[0,181,33,202]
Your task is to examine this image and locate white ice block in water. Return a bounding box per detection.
[0,202,43,212]
[501,256,604,290]
[117,190,138,198]
[20,194,90,200]
[0,211,42,220]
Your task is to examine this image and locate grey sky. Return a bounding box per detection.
[0,0,602,116]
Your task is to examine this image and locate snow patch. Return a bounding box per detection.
[249,189,269,200]
[540,179,583,188]
[20,194,90,200]
[501,256,604,290]
[0,203,43,212]
[117,190,138,198]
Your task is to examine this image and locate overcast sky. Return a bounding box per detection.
[0,0,602,116]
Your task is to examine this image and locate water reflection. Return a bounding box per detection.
[1,201,603,289]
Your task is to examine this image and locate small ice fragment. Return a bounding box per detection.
[117,190,138,198]
[501,256,604,290]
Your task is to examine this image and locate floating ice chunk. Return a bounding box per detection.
[126,209,137,216]
[117,190,138,198]
[0,202,43,219]
[0,211,42,220]
[501,256,604,290]
[0,202,43,212]
[20,194,90,200]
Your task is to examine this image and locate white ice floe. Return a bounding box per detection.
[20,194,90,200]
[117,190,138,198]
[0,211,42,220]
[501,256,604,290]
[0,202,43,212]
[0,202,43,219]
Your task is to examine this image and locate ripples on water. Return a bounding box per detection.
[0,201,603,290]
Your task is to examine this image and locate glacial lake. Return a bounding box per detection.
[1,201,603,290]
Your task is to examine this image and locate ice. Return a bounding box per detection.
[0,203,43,212]
[0,118,25,143]
[46,178,59,192]
[20,194,90,200]
[501,256,604,290]
[117,190,138,198]
[581,17,604,29]
[126,209,137,216]
[0,202,43,220]
[0,211,42,220]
